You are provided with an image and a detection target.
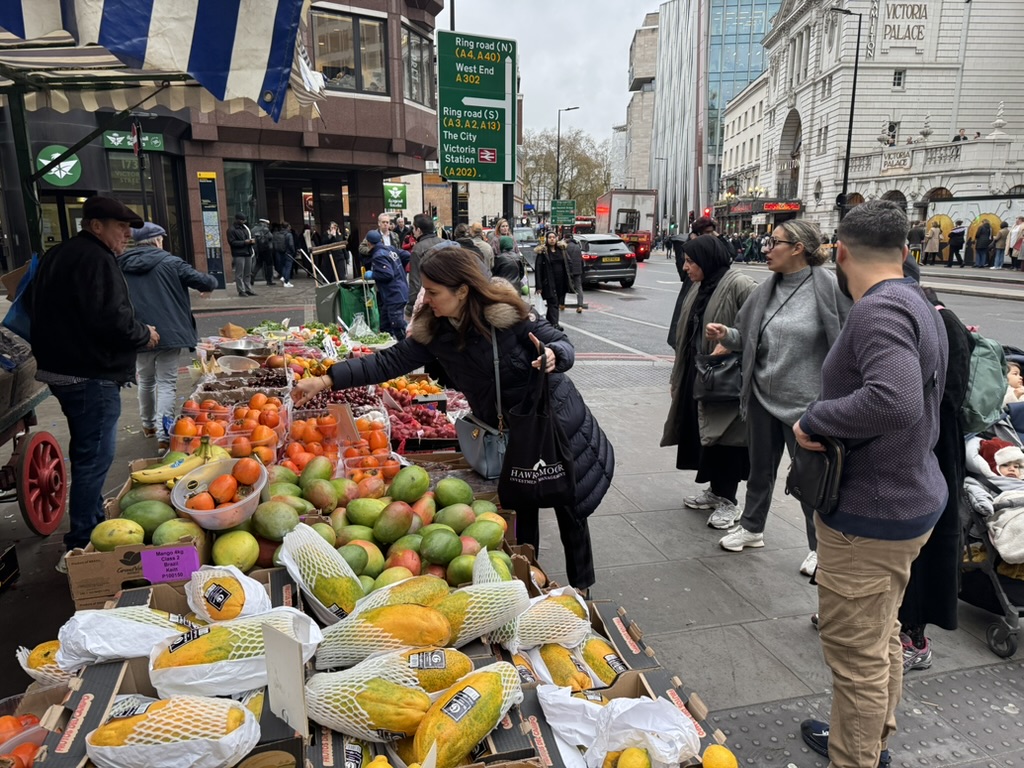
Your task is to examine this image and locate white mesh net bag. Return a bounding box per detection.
[185,565,272,623]
[280,522,365,625]
[471,549,522,648]
[305,651,431,742]
[502,587,592,654]
[315,603,453,670]
[57,606,200,672]
[16,641,72,686]
[411,662,524,768]
[85,694,260,768]
[349,574,451,613]
[149,606,322,697]
[432,579,531,648]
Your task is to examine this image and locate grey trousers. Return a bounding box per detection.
[572,274,583,306]
[739,394,817,550]
[233,255,253,294]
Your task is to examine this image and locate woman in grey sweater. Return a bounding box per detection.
[706,220,851,575]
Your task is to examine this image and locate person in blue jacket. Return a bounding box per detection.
[366,229,410,339]
[120,222,218,450]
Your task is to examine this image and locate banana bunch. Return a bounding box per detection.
[131,437,231,485]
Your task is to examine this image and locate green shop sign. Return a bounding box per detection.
[383,183,408,211]
[102,131,165,151]
[36,145,82,187]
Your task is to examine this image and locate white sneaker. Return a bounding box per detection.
[279,276,285,282]
[55,552,69,574]
[707,502,742,529]
[719,525,765,552]
[683,489,726,510]
[283,282,294,288]
[800,550,818,576]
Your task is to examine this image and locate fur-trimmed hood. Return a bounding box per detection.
[535,242,566,254]
[408,278,528,344]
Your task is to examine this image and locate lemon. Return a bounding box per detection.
[702,744,738,768]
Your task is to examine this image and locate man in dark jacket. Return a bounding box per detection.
[405,213,442,318]
[366,230,410,340]
[272,222,296,287]
[973,218,993,268]
[946,220,966,268]
[226,213,256,296]
[796,200,947,768]
[121,222,218,450]
[250,217,275,285]
[565,235,585,313]
[25,196,159,565]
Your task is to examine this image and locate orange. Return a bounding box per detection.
[285,442,304,459]
[249,393,268,409]
[234,406,249,421]
[211,404,231,419]
[233,458,262,486]
[382,459,401,480]
[239,418,259,432]
[343,446,361,459]
[368,429,389,451]
[355,417,372,432]
[231,437,253,458]
[216,502,235,509]
[172,417,198,437]
[209,475,239,504]
[259,410,280,429]
[183,399,200,412]
[292,451,315,471]
[290,420,307,440]
[244,408,261,423]
[12,743,38,768]
[253,445,276,465]
[317,415,338,438]
[0,715,23,742]
[204,421,226,438]
[306,442,324,456]
[359,456,380,469]
[267,396,282,407]
[194,411,209,425]
[186,492,216,511]
[200,399,219,411]
[371,447,390,457]
[302,424,324,444]
[16,715,39,729]
[280,459,300,474]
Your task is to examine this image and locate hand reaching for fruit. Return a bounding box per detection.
[292,374,333,407]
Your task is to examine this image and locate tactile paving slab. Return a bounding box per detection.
[708,662,1024,767]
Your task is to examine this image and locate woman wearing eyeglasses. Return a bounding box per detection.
[705,220,851,576]
[661,233,756,528]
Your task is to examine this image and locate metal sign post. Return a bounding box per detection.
[131,118,150,222]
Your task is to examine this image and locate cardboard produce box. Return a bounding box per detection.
[114,566,300,612]
[587,602,659,672]
[37,656,304,768]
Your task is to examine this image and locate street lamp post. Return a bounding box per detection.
[831,6,862,222]
[555,106,579,201]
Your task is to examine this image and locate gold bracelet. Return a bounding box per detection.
[321,374,332,390]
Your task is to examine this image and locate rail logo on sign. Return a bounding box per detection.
[37,145,81,187]
[478,148,497,164]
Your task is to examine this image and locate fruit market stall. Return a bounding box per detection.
[2,319,739,768]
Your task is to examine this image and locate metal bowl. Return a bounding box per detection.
[217,339,271,358]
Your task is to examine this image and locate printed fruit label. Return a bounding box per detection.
[441,686,481,723]
[408,649,447,670]
[204,583,233,610]
[604,653,628,674]
[168,626,211,652]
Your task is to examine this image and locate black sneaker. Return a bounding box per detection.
[800,720,891,767]
[246,290,257,296]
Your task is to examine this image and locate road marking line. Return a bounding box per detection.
[560,320,661,360]
[595,311,670,330]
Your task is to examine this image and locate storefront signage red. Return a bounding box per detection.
[730,202,754,214]
[763,201,802,212]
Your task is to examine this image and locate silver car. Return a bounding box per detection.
[576,234,637,288]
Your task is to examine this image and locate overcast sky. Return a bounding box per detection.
[451,1,660,142]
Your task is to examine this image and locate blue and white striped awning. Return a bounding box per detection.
[0,0,324,120]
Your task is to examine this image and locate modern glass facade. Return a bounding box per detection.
[706,0,780,202]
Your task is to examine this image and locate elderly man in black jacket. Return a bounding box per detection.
[227,212,256,296]
[121,222,218,451]
[25,196,159,568]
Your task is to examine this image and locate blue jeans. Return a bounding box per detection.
[993,249,1006,268]
[50,379,122,550]
[275,252,293,281]
[380,302,408,340]
[975,246,989,267]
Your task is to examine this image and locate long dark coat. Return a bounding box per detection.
[326,281,615,519]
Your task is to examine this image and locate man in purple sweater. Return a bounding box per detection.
[794,200,948,768]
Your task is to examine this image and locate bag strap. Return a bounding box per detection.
[490,327,504,433]
[756,271,812,350]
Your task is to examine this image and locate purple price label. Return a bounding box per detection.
[140,547,202,583]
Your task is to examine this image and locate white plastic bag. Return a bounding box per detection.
[536,684,702,768]
[149,606,321,697]
[57,607,198,672]
[85,695,260,768]
[185,565,273,623]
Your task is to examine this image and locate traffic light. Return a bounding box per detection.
[703,207,712,217]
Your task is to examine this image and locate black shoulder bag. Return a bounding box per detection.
[454,329,507,479]
[497,342,576,509]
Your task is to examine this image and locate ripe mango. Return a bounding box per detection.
[359,605,452,647]
[400,647,473,692]
[548,595,588,620]
[354,678,431,737]
[87,696,245,746]
[539,644,592,691]
[413,669,508,768]
[433,591,469,641]
[313,575,365,620]
[580,635,628,685]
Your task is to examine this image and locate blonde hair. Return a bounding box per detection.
[777,220,827,266]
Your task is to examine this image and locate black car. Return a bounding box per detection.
[514,227,540,269]
[576,234,637,288]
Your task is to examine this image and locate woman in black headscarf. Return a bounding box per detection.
[661,235,756,526]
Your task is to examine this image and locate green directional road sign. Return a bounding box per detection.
[437,30,516,184]
[551,200,576,226]
[103,131,164,151]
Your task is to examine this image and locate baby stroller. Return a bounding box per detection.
[960,420,1024,657]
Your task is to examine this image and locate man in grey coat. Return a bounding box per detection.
[565,235,585,313]
[226,212,256,296]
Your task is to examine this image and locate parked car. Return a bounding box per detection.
[514,227,540,269]
[576,234,637,288]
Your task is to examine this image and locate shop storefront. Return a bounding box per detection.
[716,198,802,234]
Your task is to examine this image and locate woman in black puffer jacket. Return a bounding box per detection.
[292,246,614,590]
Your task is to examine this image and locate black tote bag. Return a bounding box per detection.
[497,346,576,509]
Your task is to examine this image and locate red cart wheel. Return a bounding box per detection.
[17,431,67,536]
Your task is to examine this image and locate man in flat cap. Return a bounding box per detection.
[25,195,159,571]
[227,212,257,296]
[120,222,218,453]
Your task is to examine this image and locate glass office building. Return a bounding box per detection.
[706,0,780,203]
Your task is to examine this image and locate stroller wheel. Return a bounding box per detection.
[986,621,1019,658]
